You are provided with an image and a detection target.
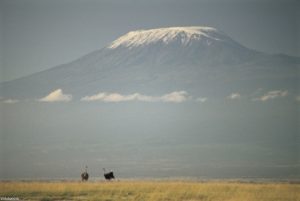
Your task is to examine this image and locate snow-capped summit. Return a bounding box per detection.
[104,26,255,69]
[108,26,236,49]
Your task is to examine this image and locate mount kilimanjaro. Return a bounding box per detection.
[1,26,299,100]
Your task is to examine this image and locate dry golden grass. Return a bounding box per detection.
[0,180,299,201]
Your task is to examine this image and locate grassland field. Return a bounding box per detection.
[0,180,299,201]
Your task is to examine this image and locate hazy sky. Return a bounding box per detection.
[0,0,299,82]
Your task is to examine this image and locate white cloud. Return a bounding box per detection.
[253,90,288,102]
[160,91,188,103]
[2,99,19,104]
[196,97,208,103]
[81,91,189,103]
[39,89,72,102]
[81,92,155,102]
[227,93,241,100]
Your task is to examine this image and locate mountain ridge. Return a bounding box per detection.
[0,26,299,100]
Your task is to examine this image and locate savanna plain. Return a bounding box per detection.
[0,180,299,201]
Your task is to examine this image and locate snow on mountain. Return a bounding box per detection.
[0,26,299,100]
[108,26,235,49]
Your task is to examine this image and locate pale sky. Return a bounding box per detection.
[0,0,299,82]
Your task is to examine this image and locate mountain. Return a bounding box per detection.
[1,26,299,99]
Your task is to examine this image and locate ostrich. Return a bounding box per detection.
[81,166,89,181]
[103,168,115,180]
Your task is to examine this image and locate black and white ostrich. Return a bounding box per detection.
[103,168,115,180]
[81,166,89,181]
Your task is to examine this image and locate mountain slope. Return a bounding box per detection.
[1,26,299,99]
